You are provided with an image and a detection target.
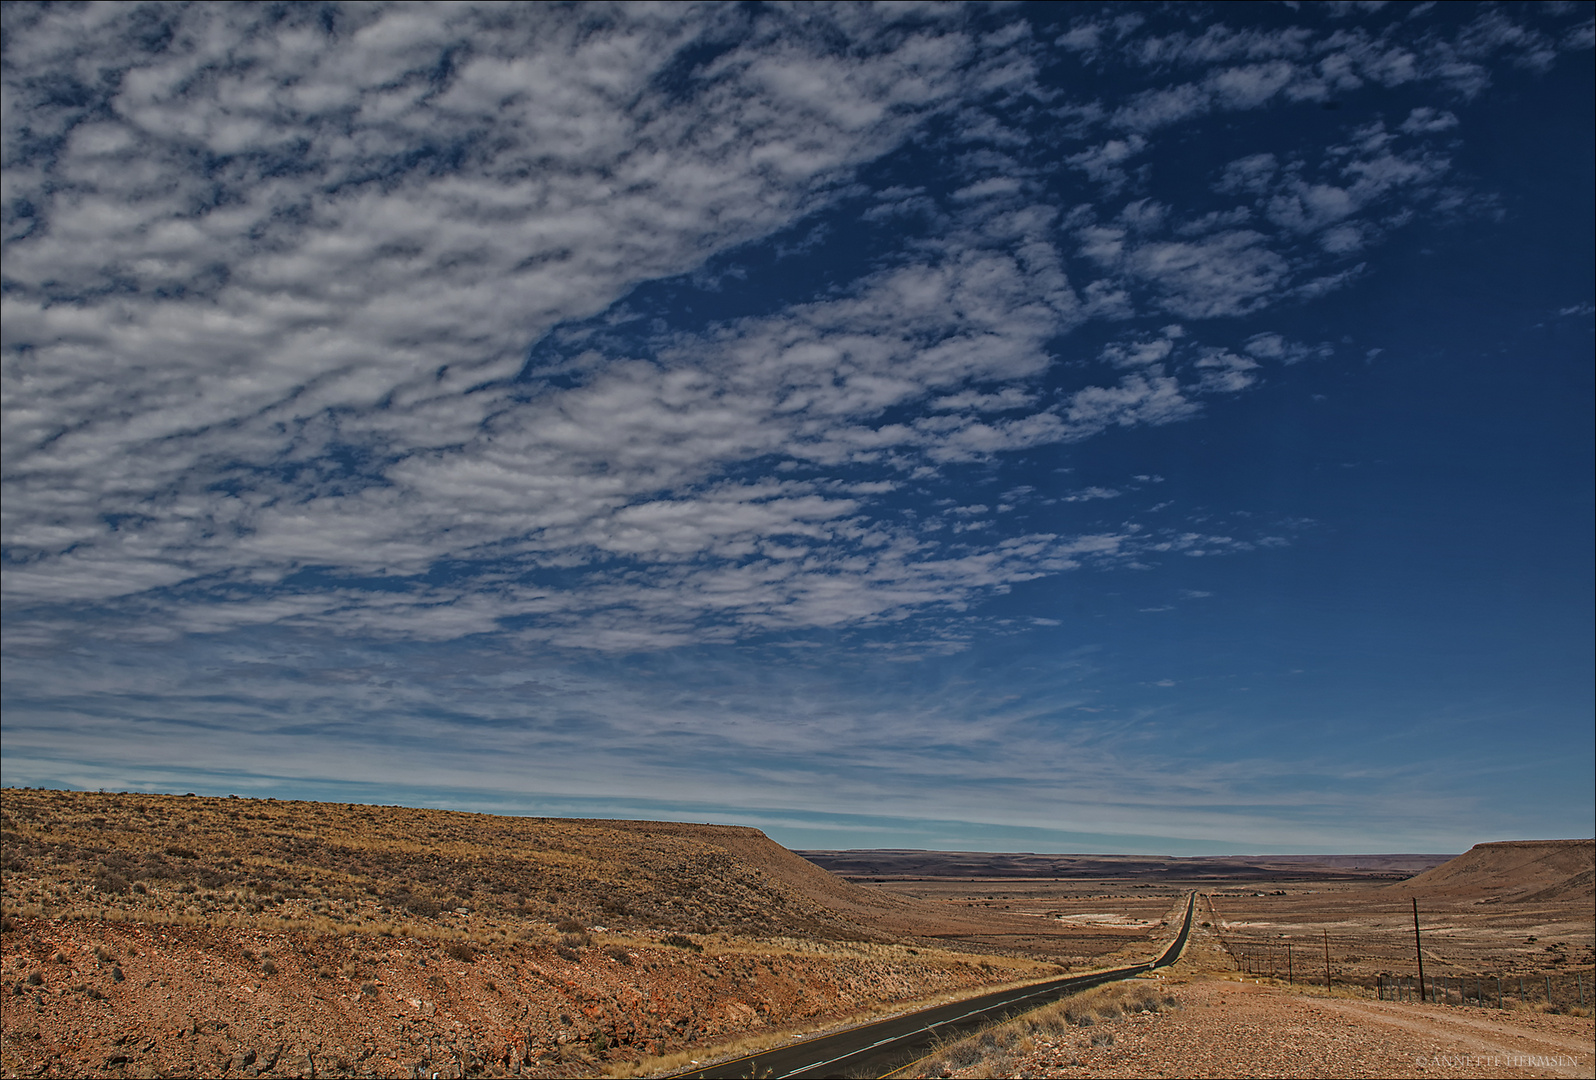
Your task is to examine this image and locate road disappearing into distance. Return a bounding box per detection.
[672,892,1197,1080]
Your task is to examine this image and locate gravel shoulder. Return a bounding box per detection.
[941,978,1594,1079]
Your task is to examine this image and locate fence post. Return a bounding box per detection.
[1578,971,1585,1007]
[1411,898,1425,1003]
[1546,975,1553,1008]
[1287,942,1292,986]
[1496,975,1502,1009]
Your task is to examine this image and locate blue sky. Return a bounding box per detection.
[2,1,1591,855]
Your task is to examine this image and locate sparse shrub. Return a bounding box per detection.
[94,945,116,963]
[943,1041,981,1068]
[661,933,702,953]
[555,946,580,962]
[164,846,198,860]
[561,931,590,948]
[1091,1031,1114,1048]
[445,942,475,963]
[360,981,379,999]
[25,971,42,986]
[261,958,277,975]
[554,917,586,933]
[604,945,632,965]
[404,895,442,918]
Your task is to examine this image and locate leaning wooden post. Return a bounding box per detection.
[1546,975,1553,1007]
[1286,942,1292,986]
[1411,897,1425,1002]
[1323,928,1332,992]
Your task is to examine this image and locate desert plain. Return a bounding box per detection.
[1,788,1591,1079]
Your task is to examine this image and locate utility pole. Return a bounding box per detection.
[1323,928,1332,992]
[1412,897,1426,1002]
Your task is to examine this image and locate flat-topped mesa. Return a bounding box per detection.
[1389,838,1595,902]
[0,789,918,943]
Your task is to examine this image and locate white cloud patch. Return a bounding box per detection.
[1061,487,1121,503]
[1243,333,1334,364]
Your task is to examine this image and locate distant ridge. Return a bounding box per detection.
[796,850,1454,881]
[1390,838,1595,902]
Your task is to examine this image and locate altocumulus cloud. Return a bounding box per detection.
[3,2,1590,848]
[1,2,1302,648]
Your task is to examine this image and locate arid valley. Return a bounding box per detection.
[1,790,1591,1079]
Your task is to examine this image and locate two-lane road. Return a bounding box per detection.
[672,892,1197,1080]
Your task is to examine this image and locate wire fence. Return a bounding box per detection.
[1206,900,1591,1012]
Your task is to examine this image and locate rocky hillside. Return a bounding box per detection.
[2,912,1027,1079]
[1389,838,1595,902]
[2,789,1062,1078]
[0,789,909,944]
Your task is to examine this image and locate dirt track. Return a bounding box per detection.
[942,979,1595,1079]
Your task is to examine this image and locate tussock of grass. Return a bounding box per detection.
[903,979,1179,1080]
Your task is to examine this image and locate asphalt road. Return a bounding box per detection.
[670,892,1196,1080]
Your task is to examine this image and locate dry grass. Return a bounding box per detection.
[0,788,894,947]
[897,979,1179,1080]
[4,788,1077,1079]
[602,971,1075,1079]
